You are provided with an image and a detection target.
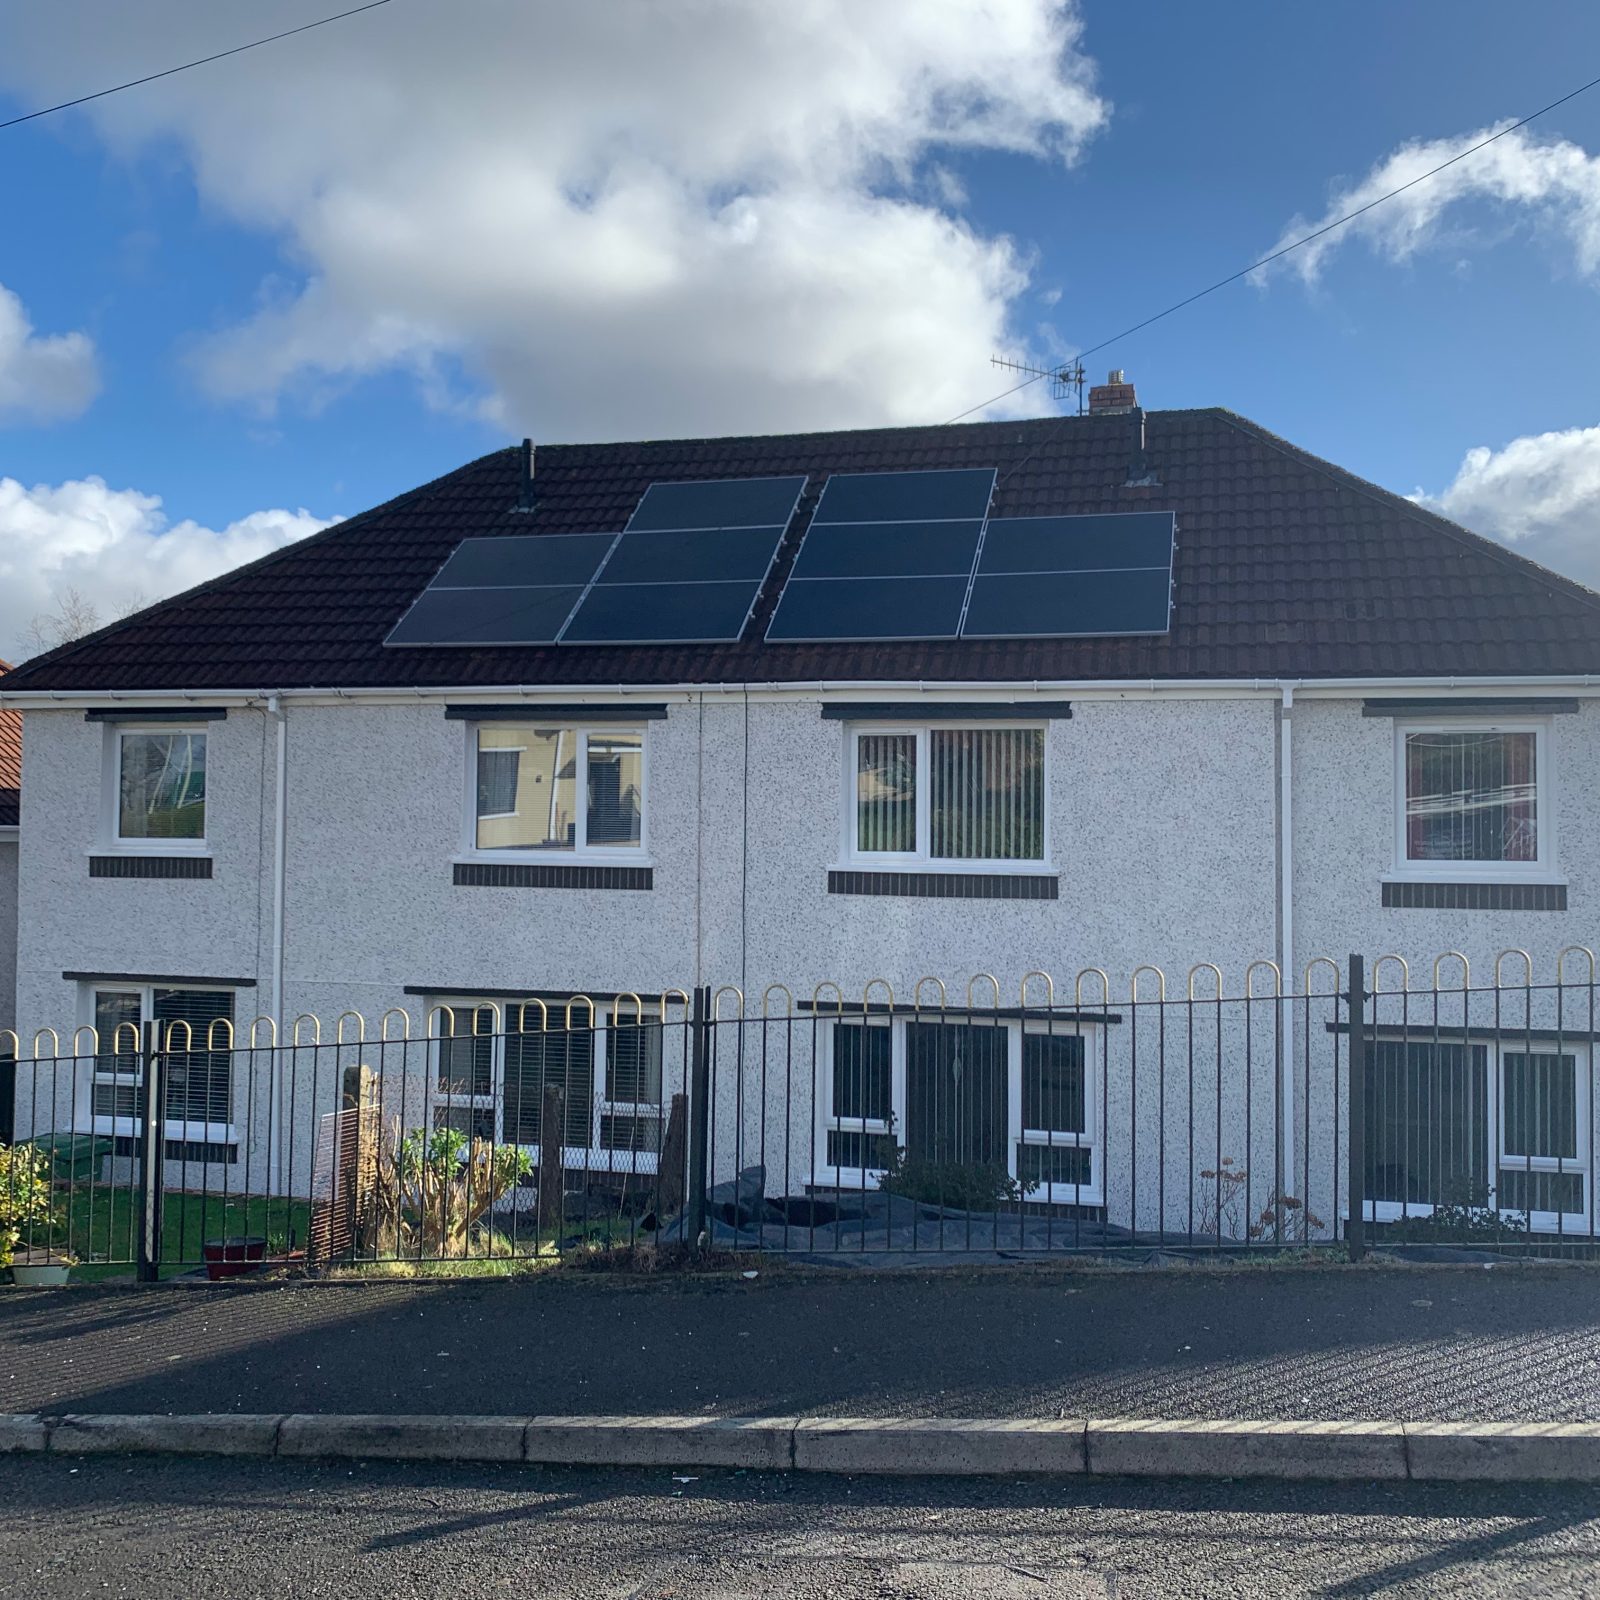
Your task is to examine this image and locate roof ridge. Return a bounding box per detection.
[1215,410,1600,619]
[530,407,1223,454]
[2,447,515,689]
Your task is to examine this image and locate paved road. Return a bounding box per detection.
[6,1454,1600,1598]
[1,1264,1598,1422]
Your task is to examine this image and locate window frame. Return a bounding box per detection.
[817,1015,1103,1204]
[101,724,210,855]
[1389,718,1554,884]
[1361,1034,1591,1234]
[840,721,1051,873]
[461,723,650,864]
[80,981,238,1145]
[428,998,665,1175]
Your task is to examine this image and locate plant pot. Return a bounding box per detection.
[202,1236,267,1281]
[11,1257,71,1287]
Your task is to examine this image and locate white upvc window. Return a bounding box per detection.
[101,725,208,852]
[1362,1035,1590,1234]
[83,983,237,1144]
[844,723,1048,869]
[818,1015,1102,1204]
[1391,719,1553,881]
[430,999,665,1173]
[464,724,648,861]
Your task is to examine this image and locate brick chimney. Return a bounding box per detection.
[1087,369,1137,416]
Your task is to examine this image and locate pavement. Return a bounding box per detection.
[7,1453,1600,1598]
[1,1262,1597,1423]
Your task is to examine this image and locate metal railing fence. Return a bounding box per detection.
[2,948,1597,1274]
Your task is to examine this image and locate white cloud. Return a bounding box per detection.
[1412,426,1600,591]
[0,0,1108,437]
[0,477,334,664]
[0,281,99,424]
[1256,123,1600,286]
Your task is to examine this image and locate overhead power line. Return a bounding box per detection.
[943,67,1600,425]
[0,0,398,132]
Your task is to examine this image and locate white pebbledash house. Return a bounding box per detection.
[5,379,1600,1235]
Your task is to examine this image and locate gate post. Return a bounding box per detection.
[1346,952,1367,1264]
[686,985,712,1249]
[135,1021,166,1282]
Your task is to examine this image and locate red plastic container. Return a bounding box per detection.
[202,1236,267,1281]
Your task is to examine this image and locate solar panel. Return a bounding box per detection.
[788,520,983,580]
[387,584,588,647]
[812,469,996,524]
[628,476,808,532]
[598,528,781,585]
[765,577,971,642]
[961,511,1175,638]
[560,580,765,644]
[431,533,617,589]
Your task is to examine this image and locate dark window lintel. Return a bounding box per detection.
[1362,698,1578,718]
[84,707,227,723]
[821,701,1071,722]
[445,703,667,722]
[63,971,255,988]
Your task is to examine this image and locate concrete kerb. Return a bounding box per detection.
[11,1413,1600,1481]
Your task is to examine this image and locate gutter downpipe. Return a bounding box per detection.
[266,695,288,1196]
[1279,684,1297,1207]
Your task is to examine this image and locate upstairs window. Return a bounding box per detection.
[113,729,207,845]
[1397,723,1548,875]
[851,726,1045,865]
[471,725,645,857]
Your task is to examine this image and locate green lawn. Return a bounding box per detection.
[28,1189,312,1281]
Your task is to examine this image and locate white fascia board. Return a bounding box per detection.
[4,673,1600,711]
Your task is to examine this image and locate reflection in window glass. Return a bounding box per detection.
[587,732,643,848]
[1405,731,1536,863]
[857,734,916,853]
[119,732,206,840]
[475,728,577,851]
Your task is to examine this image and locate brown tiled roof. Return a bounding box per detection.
[0,661,19,827]
[7,407,1600,694]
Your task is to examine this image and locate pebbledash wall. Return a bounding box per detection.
[11,687,1600,1227]
[0,834,16,1039]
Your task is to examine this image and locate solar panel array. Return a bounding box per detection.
[765,475,1174,643]
[385,476,806,648]
[386,466,1176,649]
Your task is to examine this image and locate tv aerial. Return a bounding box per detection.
[989,355,1086,413]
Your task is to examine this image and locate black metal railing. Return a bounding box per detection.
[3,952,1597,1276]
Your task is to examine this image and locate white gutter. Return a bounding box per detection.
[266,695,288,1196]
[1278,684,1296,1206]
[2,674,1599,710]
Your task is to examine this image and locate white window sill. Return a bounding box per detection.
[87,1118,238,1144]
[456,852,653,870]
[1382,869,1565,887]
[89,845,211,858]
[832,859,1056,877]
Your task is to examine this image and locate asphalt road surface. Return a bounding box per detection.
[2,1264,1599,1422]
[5,1454,1600,1598]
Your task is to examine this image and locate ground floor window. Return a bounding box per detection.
[1364,1036,1590,1231]
[85,984,237,1142]
[430,999,665,1172]
[819,1016,1101,1203]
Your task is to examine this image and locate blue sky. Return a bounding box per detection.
[3,1,1600,659]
